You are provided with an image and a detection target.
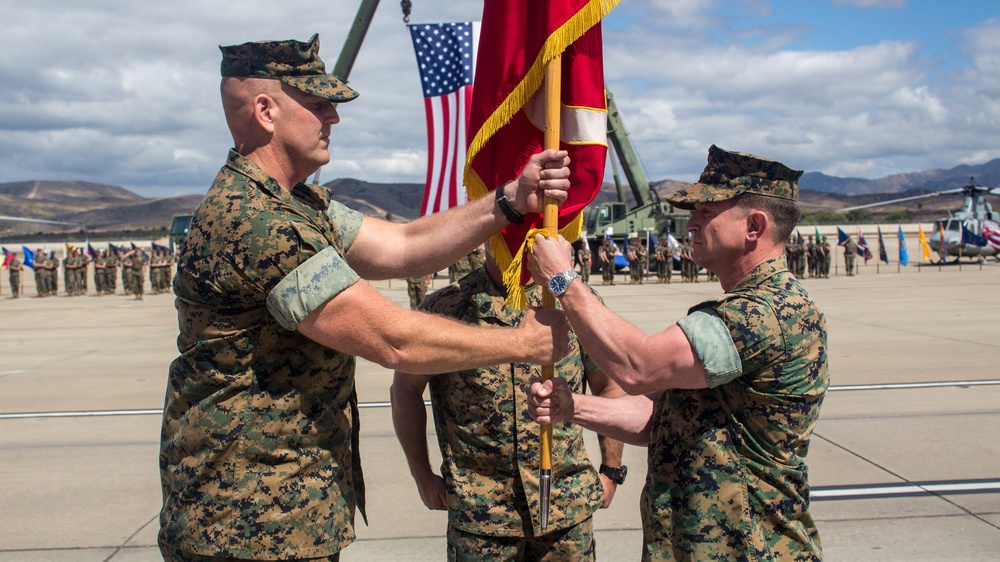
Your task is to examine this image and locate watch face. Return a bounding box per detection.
[549,274,568,295]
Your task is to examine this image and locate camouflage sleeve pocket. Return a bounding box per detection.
[677,308,742,388]
[266,246,360,330]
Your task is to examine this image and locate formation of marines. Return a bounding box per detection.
[2,245,173,299]
[626,232,647,284]
[786,234,832,278]
[31,249,60,297]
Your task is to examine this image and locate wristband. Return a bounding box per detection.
[495,187,524,225]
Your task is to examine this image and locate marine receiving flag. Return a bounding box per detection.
[918,225,931,262]
[408,21,480,216]
[898,226,909,266]
[465,0,619,308]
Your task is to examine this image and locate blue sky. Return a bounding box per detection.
[1,0,998,198]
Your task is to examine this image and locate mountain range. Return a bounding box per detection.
[2,158,998,237]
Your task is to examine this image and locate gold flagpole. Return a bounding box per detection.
[539,53,562,534]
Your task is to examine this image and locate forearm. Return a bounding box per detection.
[298,281,554,374]
[557,283,660,393]
[348,188,509,279]
[392,305,566,374]
[390,379,435,479]
[571,393,653,446]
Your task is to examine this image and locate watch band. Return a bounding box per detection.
[599,464,627,485]
[495,187,524,225]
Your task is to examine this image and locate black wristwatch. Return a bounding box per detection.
[599,464,627,485]
[495,186,524,224]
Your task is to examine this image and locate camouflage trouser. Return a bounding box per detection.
[10,274,19,296]
[446,518,595,562]
[160,545,340,562]
[602,262,615,284]
[407,281,427,310]
[844,254,855,275]
[657,260,671,282]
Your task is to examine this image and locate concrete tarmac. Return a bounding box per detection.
[1,261,999,561]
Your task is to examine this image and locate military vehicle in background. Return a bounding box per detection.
[581,88,688,254]
[168,213,193,254]
[840,177,1000,262]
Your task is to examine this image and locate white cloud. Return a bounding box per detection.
[0,0,998,199]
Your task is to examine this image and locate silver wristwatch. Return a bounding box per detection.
[548,269,579,297]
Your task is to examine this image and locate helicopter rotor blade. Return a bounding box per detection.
[839,188,966,212]
[0,216,81,226]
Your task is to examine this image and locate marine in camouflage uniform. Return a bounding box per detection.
[527,145,828,561]
[820,236,831,277]
[599,237,616,285]
[448,250,477,283]
[843,235,857,276]
[406,274,430,310]
[392,252,624,562]
[8,254,22,298]
[159,34,572,562]
[627,233,646,284]
[93,251,104,295]
[129,249,146,300]
[654,238,673,283]
[575,244,591,284]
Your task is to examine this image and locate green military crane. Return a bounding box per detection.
[582,87,688,258]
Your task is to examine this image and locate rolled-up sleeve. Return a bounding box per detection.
[676,308,742,388]
[328,201,362,251]
[266,246,360,331]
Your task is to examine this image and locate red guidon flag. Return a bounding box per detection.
[465,0,618,309]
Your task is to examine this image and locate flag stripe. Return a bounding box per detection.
[410,22,477,217]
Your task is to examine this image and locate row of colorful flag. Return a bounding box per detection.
[834,225,942,266]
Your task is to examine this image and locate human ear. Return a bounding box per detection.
[252,94,277,133]
[745,210,768,242]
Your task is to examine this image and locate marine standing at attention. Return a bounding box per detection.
[158,34,572,562]
[392,247,625,561]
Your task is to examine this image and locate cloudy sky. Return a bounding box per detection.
[2,0,998,198]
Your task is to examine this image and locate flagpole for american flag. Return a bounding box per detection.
[539,53,562,535]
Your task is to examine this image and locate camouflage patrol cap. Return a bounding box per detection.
[667,144,802,211]
[219,33,359,102]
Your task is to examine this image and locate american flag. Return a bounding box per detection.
[408,22,479,216]
[983,222,1000,250]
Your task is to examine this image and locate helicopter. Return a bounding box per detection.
[839,177,1000,263]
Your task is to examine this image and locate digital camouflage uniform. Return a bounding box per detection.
[599,238,616,285]
[160,150,367,559]
[575,245,591,284]
[420,268,603,559]
[406,275,429,310]
[820,238,831,277]
[8,256,22,297]
[654,239,673,283]
[130,251,146,299]
[843,237,857,276]
[642,255,827,561]
[448,251,477,283]
[627,236,646,284]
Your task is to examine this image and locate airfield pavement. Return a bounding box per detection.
[1,257,999,561]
